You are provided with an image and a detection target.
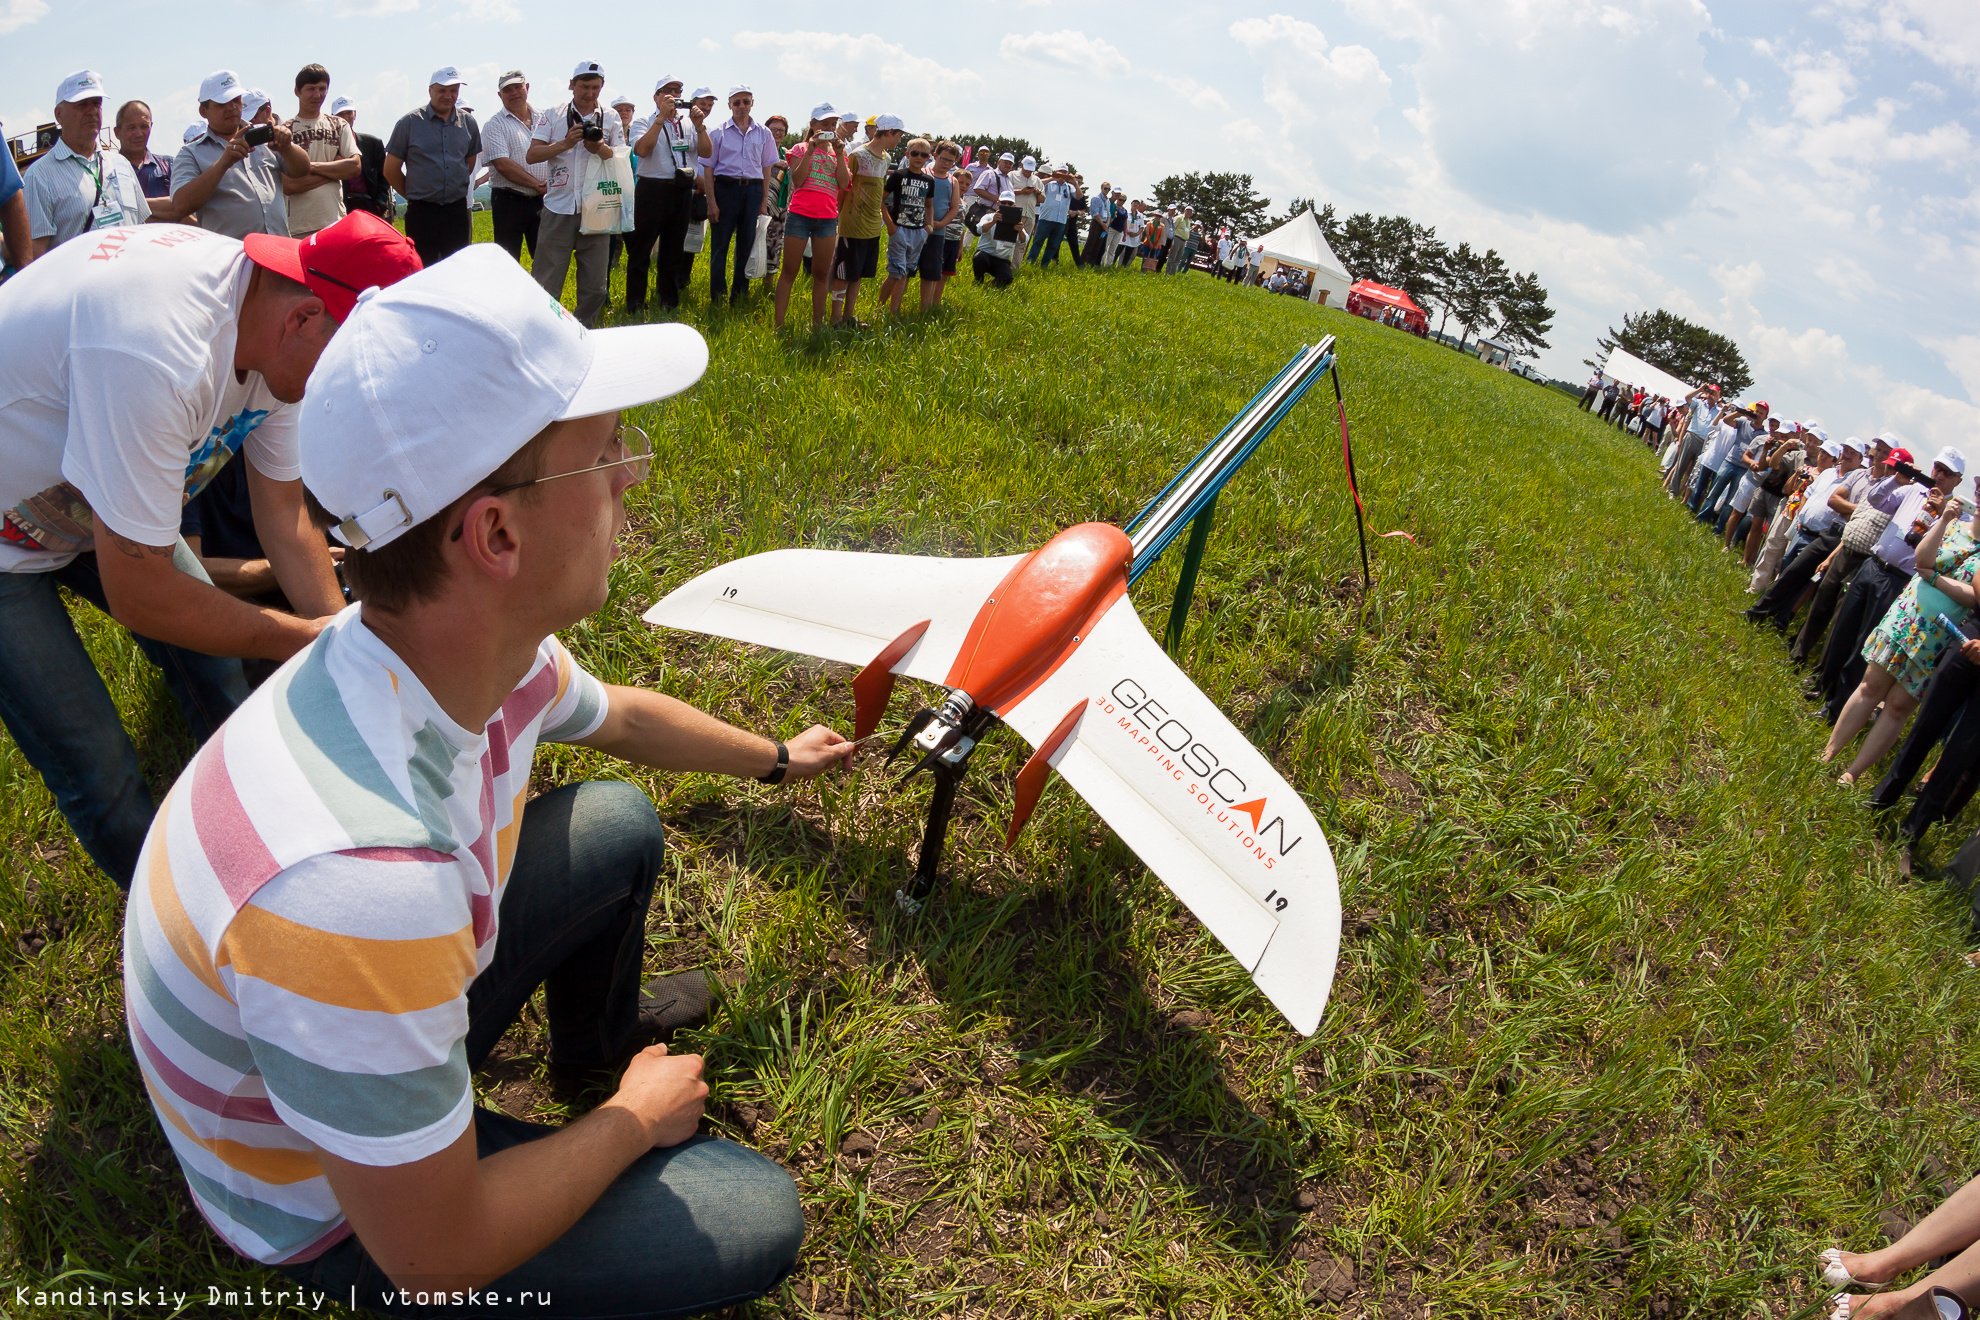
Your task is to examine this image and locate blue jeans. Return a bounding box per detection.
[0,546,248,887]
[275,781,802,1318]
[1028,218,1066,264]
[1694,464,1743,522]
[708,176,765,303]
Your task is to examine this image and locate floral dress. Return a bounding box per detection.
[1864,520,1980,697]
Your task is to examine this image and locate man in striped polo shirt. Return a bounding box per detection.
[124,245,853,1314]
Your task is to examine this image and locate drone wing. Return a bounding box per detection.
[642,547,1022,685]
[996,595,1341,1035]
[645,548,1341,1035]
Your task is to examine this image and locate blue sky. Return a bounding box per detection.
[5,0,1979,457]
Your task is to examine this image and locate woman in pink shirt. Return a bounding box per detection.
[773,104,853,331]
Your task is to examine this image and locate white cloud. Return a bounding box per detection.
[457,0,520,20]
[1396,0,1737,232]
[1814,252,1877,295]
[1783,49,1857,122]
[1924,333,1980,403]
[1000,30,1129,78]
[731,30,983,121]
[0,0,47,37]
[1866,0,1980,86]
[1227,14,1391,167]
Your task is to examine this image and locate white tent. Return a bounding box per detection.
[1600,345,1694,404]
[1249,208,1354,309]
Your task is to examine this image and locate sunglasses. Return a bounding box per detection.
[907,149,929,158]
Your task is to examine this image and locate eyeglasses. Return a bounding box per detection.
[907,149,929,158]
[450,424,651,541]
[492,422,650,493]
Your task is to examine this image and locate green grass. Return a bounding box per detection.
[5,219,1980,1318]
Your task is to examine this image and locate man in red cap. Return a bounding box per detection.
[0,210,420,888]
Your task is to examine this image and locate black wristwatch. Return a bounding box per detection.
[757,740,789,785]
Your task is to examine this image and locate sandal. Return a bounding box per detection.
[1820,1247,1888,1291]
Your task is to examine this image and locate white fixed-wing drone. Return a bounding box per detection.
[645,341,1344,1034]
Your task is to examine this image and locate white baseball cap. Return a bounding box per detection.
[243,88,271,118]
[997,151,1015,163]
[301,247,708,553]
[1935,445,1967,476]
[874,113,905,133]
[571,60,604,80]
[1840,436,1866,455]
[199,69,245,106]
[329,95,355,117]
[1806,424,1829,443]
[692,86,715,100]
[808,101,839,121]
[56,69,104,104]
[728,84,752,97]
[655,75,682,93]
[610,91,635,108]
[429,66,465,87]
[1021,154,1037,169]
[1819,439,1843,459]
[182,123,204,144]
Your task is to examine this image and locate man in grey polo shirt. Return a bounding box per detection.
[23,69,150,257]
[171,69,309,241]
[384,66,482,266]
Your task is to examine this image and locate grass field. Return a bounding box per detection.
[7,221,1980,1319]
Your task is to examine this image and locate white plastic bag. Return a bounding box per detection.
[683,219,705,253]
[578,148,636,235]
[744,214,771,278]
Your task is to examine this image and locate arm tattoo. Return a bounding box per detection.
[109,530,175,561]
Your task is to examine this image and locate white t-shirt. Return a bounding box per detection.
[0,225,298,573]
[1700,421,1741,471]
[1010,169,1041,220]
[22,140,150,249]
[531,102,628,216]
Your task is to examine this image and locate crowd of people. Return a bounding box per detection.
[0,54,1332,1320]
[1636,382,1980,873]
[0,61,1231,336]
[1603,381,1980,1318]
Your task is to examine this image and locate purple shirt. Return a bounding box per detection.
[700,118,778,180]
[128,150,172,199]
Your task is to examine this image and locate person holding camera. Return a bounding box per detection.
[171,69,310,242]
[1814,448,1963,725]
[971,200,1026,288]
[528,60,625,327]
[771,105,852,332]
[1825,455,1978,785]
[626,76,709,313]
[384,68,482,266]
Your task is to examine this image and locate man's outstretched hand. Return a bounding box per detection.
[785,724,857,779]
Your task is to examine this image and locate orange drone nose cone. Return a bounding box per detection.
[945,523,1132,716]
